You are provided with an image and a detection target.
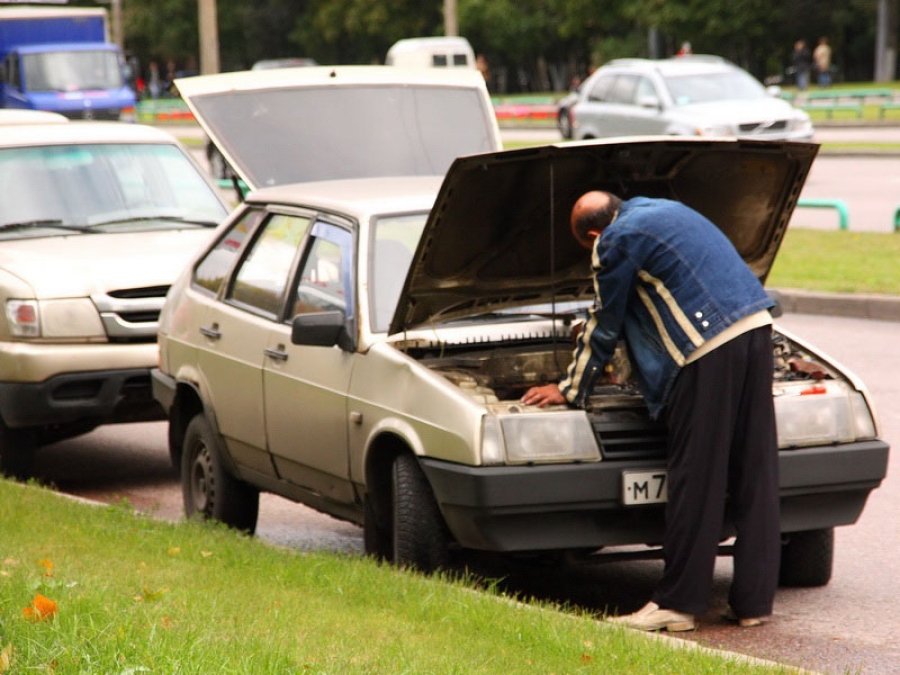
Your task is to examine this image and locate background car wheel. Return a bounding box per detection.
[392,453,451,572]
[779,528,834,587]
[182,415,259,534]
[0,421,38,480]
[557,110,572,139]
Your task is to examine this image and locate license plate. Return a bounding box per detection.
[622,470,668,505]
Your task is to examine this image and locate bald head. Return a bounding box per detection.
[570,190,622,249]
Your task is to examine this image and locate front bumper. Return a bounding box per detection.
[421,439,889,552]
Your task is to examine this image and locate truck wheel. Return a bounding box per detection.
[392,453,451,572]
[779,528,834,587]
[182,415,259,534]
[0,422,38,480]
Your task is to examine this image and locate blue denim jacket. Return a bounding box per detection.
[558,197,773,418]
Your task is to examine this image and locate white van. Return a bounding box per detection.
[386,36,475,69]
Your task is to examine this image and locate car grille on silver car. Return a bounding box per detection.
[739,120,789,134]
[91,286,169,342]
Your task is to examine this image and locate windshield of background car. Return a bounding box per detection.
[23,50,125,91]
[190,85,496,188]
[370,212,428,333]
[0,143,227,239]
[664,69,767,105]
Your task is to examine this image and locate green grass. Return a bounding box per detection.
[0,481,802,675]
[769,228,900,294]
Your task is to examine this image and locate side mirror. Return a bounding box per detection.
[636,94,661,110]
[291,310,354,351]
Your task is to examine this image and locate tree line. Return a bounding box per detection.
[72,0,894,93]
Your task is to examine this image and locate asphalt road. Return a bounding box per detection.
[36,312,898,675]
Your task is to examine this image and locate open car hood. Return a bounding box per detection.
[175,66,501,191]
[390,137,817,335]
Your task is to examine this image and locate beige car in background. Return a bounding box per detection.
[0,121,228,477]
[153,135,888,585]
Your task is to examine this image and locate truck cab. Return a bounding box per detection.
[0,7,135,121]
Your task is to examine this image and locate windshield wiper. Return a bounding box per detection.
[89,215,220,228]
[0,219,94,233]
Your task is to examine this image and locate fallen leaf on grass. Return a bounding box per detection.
[22,594,57,621]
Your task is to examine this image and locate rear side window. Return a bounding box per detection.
[608,74,639,104]
[587,75,617,102]
[193,208,264,295]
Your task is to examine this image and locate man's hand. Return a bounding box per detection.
[521,383,566,407]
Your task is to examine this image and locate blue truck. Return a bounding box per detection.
[0,6,135,121]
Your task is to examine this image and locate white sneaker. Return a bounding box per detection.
[607,601,696,632]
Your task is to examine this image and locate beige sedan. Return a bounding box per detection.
[153,138,888,581]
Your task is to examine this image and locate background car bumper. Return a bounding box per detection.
[420,439,889,552]
[0,367,164,428]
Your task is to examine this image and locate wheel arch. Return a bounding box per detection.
[167,380,226,475]
[363,429,413,533]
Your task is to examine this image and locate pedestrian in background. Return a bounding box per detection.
[791,40,812,90]
[813,37,833,87]
[522,191,781,632]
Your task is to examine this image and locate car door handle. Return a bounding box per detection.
[199,324,221,340]
[264,346,288,362]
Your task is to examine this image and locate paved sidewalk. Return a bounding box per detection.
[777,288,900,322]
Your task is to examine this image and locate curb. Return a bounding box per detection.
[776,288,900,322]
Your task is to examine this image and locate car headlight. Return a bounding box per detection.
[789,117,814,135]
[481,410,600,465]
[5,298,105,339]
[774,381,877,448]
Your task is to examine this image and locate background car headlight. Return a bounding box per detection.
[774,382,877,447]
[695,124,734,137]
[790,117,814,135]
[481,411,600,465]
[6,298,105,339]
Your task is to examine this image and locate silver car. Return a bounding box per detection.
[153,135,888,584]
[571,56,814,142]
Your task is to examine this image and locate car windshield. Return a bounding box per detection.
[23,50,125,91]
[192,84,497,188]
[370,212,428,333]
[664,69,767,105]
[0,143,227,239]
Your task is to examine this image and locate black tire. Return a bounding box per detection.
[181,415,259,534]
[0,421,38,481]
[391,453,451,572]
[779,528,834,587]
[557,109,572,139]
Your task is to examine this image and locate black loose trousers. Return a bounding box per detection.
[653,325,780,618]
